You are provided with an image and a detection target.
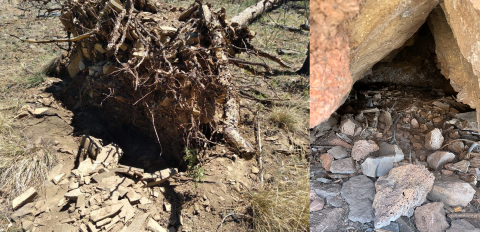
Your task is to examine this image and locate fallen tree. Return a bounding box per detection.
[18,0,292,165]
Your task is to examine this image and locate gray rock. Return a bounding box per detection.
[361,156,395,177]
[312,208,344,232]
[447,219,480,232]
[330,158,357,174]
[314,184,341,198]
[327,146,349,159]
[381,222,399,232]
[427,151,455,170]
[341,175,375,223]
[378,142,405,162]
[395,216,417,232]
[414,202,449,232]
[326,196,343,207]
[427,175,475,207]
[313,116,338,139]
[373,165,435,228]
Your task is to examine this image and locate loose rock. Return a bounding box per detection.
[427,151,455,170]
[352,140,379,161]
[411,119,419,128]
[319,153,334,171]
[448,140,464,154]
[146,218,167,232]
[425,129,444,150]
[90,204,123,222]
[413,202,449,232]
[373,164,435,228]
[449,160,470,173]
[310,198,324,212]
[328,136,353,149]
[361,156,395,177]
[330,157,356,174]
[326,196,343,207]
[12,187,37,210]
[341,175,375,223]
[340,118,356,136]
[327,146,349,159]
[446,219,480,232]
[427,175,475,207]
[314,184,341,198]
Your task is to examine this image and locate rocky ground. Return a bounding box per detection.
[310,84,480,232]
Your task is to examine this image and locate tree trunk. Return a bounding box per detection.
[297,44,309,75]
[230,0,280,28]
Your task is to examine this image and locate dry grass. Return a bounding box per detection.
[0,113,56,200]
[270,106,301,131]
[246,160,309,231]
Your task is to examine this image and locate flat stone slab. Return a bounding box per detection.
[326,195,343,207]
[126,213,150,231]
[90,204,123,222]
[341,175,375,223]
[314,184,341,198]
[12,187,37,210]
[330,157,356,174]
[427,175,475,207]
[327,146,349,159]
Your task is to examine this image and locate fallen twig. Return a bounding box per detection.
[447,213,480,219]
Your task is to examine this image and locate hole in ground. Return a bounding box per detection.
[45,78,219,173]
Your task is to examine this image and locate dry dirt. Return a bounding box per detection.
[0,0,310,231]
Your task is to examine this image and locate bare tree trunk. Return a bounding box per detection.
[296,43,309,75]
[230,0,281,28]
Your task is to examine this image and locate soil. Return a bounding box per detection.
[0,1,309,231]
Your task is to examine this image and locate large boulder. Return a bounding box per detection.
[310,0,361,127]
[344,0,439,82]
[427,5,480,110]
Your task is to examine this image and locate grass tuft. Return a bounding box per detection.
[246,161,310,231]
[0,113,56,200]
[25,72,46,88]
[270,106,300,131]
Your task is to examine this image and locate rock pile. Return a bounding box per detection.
[311,86,480,231]
[9,136,177,232]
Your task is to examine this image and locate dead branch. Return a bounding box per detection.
[230,0,281,28]
[9,32,95,43]
[228,58,271,73]
[447,213,480,219]
[254,48,293,68]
